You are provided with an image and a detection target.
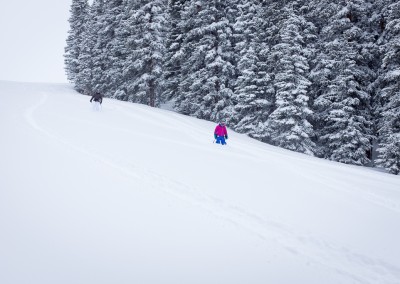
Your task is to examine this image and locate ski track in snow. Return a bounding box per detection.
[22,93,400,284]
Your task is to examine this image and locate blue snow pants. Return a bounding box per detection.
[216,136,227,145]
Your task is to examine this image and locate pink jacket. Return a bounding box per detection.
[214,124,228,136]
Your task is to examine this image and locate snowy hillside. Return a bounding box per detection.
[1,81,400,284]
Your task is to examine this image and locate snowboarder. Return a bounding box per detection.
[214,121,228,145]
[90,92,103,111]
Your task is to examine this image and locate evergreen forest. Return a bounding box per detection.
[64,0,400,174]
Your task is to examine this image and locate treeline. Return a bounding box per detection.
[65,0,400,174]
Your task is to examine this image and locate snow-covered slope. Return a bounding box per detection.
[1,81,400,284]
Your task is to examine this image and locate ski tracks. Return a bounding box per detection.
[89,151,400,284]
[24,92,49,132]
[25,95,400,284]
[145,170,400,284]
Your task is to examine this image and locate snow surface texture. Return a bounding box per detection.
[1,81,400,284]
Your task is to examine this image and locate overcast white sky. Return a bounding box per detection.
[0,1,72,83]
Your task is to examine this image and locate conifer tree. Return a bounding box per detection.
[231,0,274,138]
[116,0,167,107]
[312,1,373,165]
[92,0,124,97]
[75,0,104,94]
[65,0,89,91]
[83,0,107,95]
[109,0,131,101]
[162,0,186,103]
[266,7,316,155]
[175,0,236,122]
[376,1,400,174]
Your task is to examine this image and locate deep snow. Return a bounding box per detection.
[1,81,400,284]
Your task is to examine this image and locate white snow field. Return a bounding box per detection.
[1,81,400,284]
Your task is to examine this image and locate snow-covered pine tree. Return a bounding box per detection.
[304,0,338,157]
[376,1,400,174]
[117,0,167,107]
[107,0,131,101]
[249,0,297,143]
[312,1,373,165]
[162,0,186,103]
[80,0,106,95]
[349,0,380,164]
[175,0,236,122]
[64,0,89,92]
[362,0,391,164]
[75,0,104,95]
[231,0,274,138]
[106,0,128,99]
[266,5,316,156]
[91,0,124,97]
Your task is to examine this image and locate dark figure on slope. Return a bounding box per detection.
[214,121,228,145]
[90,92,103,111]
